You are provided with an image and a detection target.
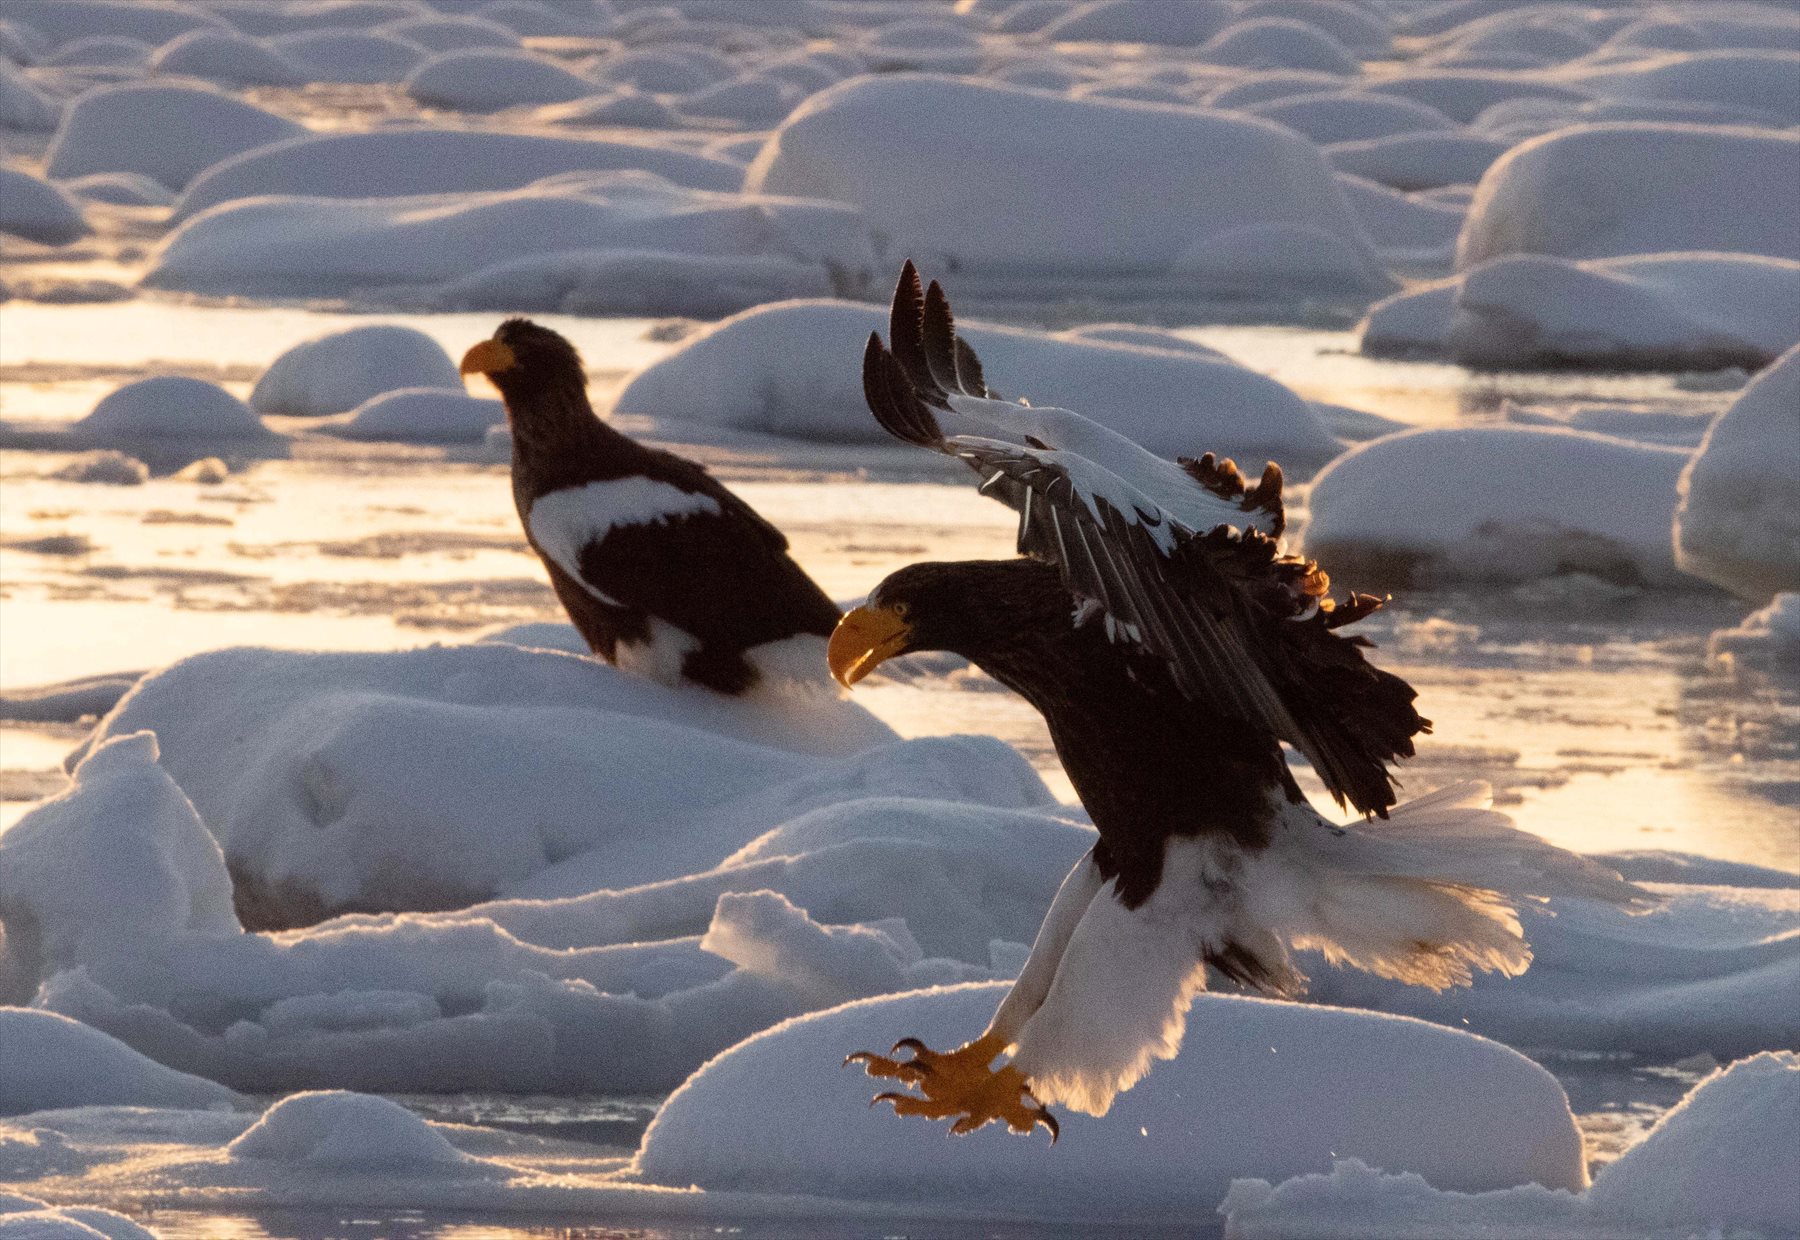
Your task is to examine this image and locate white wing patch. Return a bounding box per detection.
[528,478,721,605]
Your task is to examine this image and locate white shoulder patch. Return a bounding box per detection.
[528,478,722,604]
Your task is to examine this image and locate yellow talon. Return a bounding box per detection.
[843,1032,1058,1142]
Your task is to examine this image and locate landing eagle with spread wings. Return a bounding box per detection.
[830,263,1652,1140]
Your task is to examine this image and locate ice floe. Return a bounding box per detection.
[0,167,87,246]
[1361,252,1800,370]
[76,376,274,440]
[266,29,428,84]
[636,983,1586,1216]
[1245,89,1456,145]
[1036,0,1234,46]
[747,74,1391,299]
[0,60,63,131]
[1675,342,1800,601]
[44,81,306,190]
[1304,426,1693,589]
[1327,131,1509,191]
[146,29,311,86]
[250,325,460,418]
[1459,123,1800,268]
[325,388,505,444]
[404,47,600,111]
[1709,594,1800,670]
[0,1008,236,1116]
[612,299,1341,464]
[47,451,149,486]
[1202,17,1359,74]
[1223,1052,1800,1238]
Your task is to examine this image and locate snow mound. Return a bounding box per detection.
[152,172,874,311]
[535,88,680,128]
[0,167,87,246]
[326,387,504,443]
[44,82,306,190]
[1225,1052,1800,1238]
[61,172,176,208]
[592,48,729,94]
[1201,18,1359,74]
[41,35,150,69]
[0,671,140,725]
[0,1007,236,1116]
[0,730,240,1003]
[613,299,1341,465]
[77,376,274,439]
[379,15,522,52]
[1327,131,1508,191]
[1336,174,1464,263]
[48,451,148,486]
[1245,89,1456,145]
[1304,426,1693,589]
[250,326,459,418]
[227,1091,471,1169]
[0,1195,156,1240]
[267,29,427,84]
[1241,0,1392,56]
[1710,594,1800,669]
[0,60,63,131]
[1675,343,1800,601]
[1569,49,1800,126]
[1036,0,1234,46]
[747,74,1390,298]
[635,984,1584,1217]
[1360,252,1800,370]
[173,128,742,222]
[147,30,310,87]
[1366,71,1592,125]
[404,48,599,111]
[1459,123,1800,269]
[679,74,806,126]
[11,0,222,49]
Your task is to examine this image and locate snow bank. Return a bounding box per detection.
[1304,426,1693,588]
[404,48,599,111]
[1224,1052,1800,1238]
[147,29,310,86]
[614,299,1342,465]
[44,83,306,190]
[250,326,459,418]
[150,171,873,310]
[1360,252,1800,370]
[635,984,1585,1218]
[76,376,274,439]
[0,168,87,246]
[227,1091,470,1169]
[326,388,504,443]
[748,74,1390,297]
[1459,123,1800,269]
[1710,594,1800,670]
[0,1008,236,1115]
[172,128,743,222]
[1675,343,1800,601]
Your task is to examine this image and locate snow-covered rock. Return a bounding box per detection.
[404,48,599,111]
[326,387,504,443]
[1304,426,1694,588]
[172,127,743,221]
[613,299,1343,465]
[0,1007,237,1115]
[0,167,88,246]
[747,74,1391,298]
[151,171,874,311]
[1224,1052,1800,1238]
[227,1091,471,1169]
[0,60,63,131]
[76,376,274,439]
[1360,252,1800,370]
[44,82,306,190]
[1709,594,1800,669]
[251,326,460,418]
[1675,343,1800,601]
[146,29,311,86]
[1459,123,1800,269]
[635,983,1586,1218]
[267,29,428,84]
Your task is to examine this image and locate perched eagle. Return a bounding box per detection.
[463,319,841,695]
[832,264,1652,1140]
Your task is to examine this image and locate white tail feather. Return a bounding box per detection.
[1245,782,1656,991]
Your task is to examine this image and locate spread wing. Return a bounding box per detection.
[862,263,1426,815]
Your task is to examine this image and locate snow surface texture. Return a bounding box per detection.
[635,983,1586,1217]
[43,82,306,190]
[613,299,1342,465]
[1459,123,1800,269]
[1675,342,1800,602]
[76,377,274,440]
[1304,426,1694,589]
[747,74,1391,298]
[1223,1052,1800,1238]
[1360,252,1800,370]
[0,1006,236,1116]
[250,325,460,418]
[147,171,873,313]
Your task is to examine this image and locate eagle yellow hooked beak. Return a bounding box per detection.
[827,604,913,688]
[460,338,516,377]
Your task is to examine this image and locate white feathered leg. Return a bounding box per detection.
[984,848,1105,1044]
